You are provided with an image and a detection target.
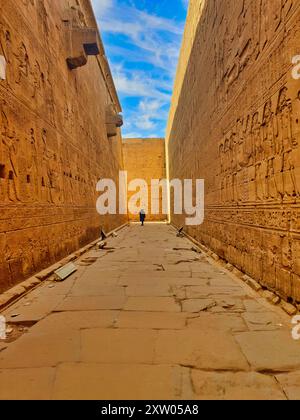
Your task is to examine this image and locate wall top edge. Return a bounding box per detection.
[84,0,122,112]
[122,138,165,143]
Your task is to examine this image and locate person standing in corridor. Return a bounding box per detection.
[140,209,146,226]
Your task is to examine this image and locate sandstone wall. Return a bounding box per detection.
[168,0,300,303]
[0,0,126,292]
[123,139,167,222]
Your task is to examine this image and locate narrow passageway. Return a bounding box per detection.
[0,224,299,400]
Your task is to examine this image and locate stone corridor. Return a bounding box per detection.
[0,224,299,400]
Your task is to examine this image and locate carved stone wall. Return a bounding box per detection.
[123,139,167,222]
[0,0,126,292]
[168,0,300,303]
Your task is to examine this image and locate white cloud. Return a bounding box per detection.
[93,0,183,74]
[92,0,113,16]
[91,0,186,137]
[112,65,171,101]
[131,99,168,132]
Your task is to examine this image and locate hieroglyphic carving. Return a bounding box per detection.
[168,0,300,301]
[218,83,299,206]
[14,42,29,85]
[0,0,125,292]
[0,104,20,203]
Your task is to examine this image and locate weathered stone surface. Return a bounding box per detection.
[53,363,182,400]
[3,294,65,323]
[208,297,245,314]
[242,312,284,331]
[244,276,262,293]
[29,311,119,335]
[0,0,125,293]
[165,278,210,287]
[0,343,7,352]
[116,311,186,330]
[124,297,181,312]
[280,301,297,316]
[5,285,26,298]
[162,263,192,273]
[167,0,300,302]
[243,299,271,313]
[186,285,248,299]
[0,368,55,400]
[0,293,15,309]
[182,298,216,313]
[70,284,125,297]
[0,331,80,368]
[262,290,277,302]
[120,271,192,279]
[55,296,127,312]
[276,372,300,400]
[191,371,286,400]
[36,264,63,281]
[21,277,41,291]
[187,313,247,333]
[154,330,249,371]
[272,296,281,305]
[125,284,172,297]
[235,331,300,372]
[0,225,298,400]
[81,329,157,364]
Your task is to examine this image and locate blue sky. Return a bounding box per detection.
[92,0,188,138]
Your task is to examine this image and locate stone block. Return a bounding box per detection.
[154,330,249,371]
[280,301,297,316]
[53,363,182,400]
[191,371,285,400]
[235,331,300,372]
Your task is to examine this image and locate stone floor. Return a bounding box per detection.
[0,224,299,400]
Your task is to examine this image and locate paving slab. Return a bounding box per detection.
[154,330,249,371]
[276,371,300,400]
[53,363,182,400]
[0,330,80,369]
[182,299,216,313]
[243,299,275,313]
[235,331,300,372]
[186,285,249,299]
[191,371,286,400]
[76,270,121,282]
[55,296,127,311]
[3,294,65,323]
[187,313,247,333]
[0,368,55,400]
[124,297,181,312]
[125,284,172,297]
[242,312,285,331]
[209,297,246,313]
[70,285,125,297]
[29,311,119,335]
[81,328,157,364]
[119,271,192,279]
[0,224,296,400]
[116,311,187,330]
[162,263,192,272]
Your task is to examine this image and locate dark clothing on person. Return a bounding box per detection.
[140,211,146,226]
